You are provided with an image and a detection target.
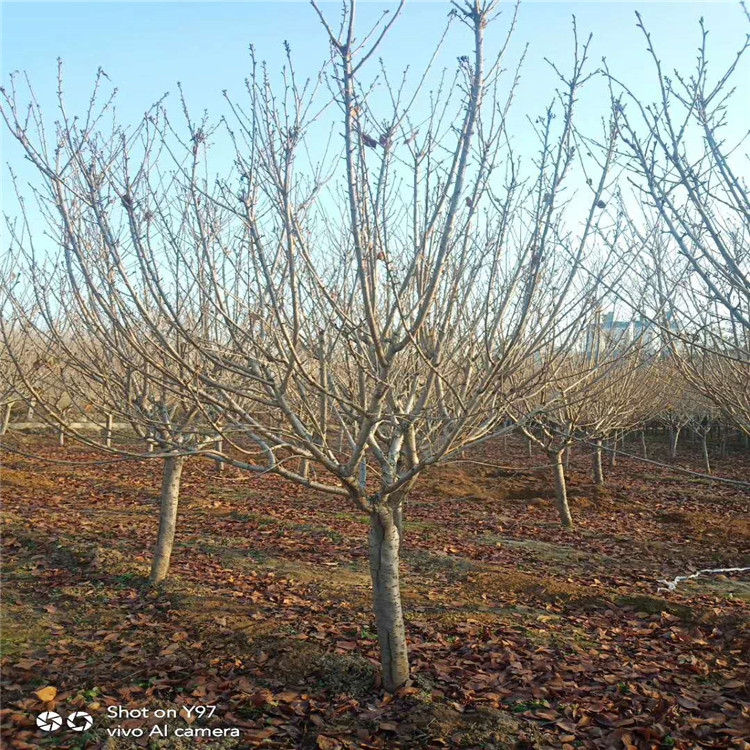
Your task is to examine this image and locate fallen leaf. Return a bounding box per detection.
[34,686,57,702]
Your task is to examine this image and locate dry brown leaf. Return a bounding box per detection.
[34,686,57,702]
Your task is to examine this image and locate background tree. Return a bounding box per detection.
[0,74,229,584]
[608,8,750,440]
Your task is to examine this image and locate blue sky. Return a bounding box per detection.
[0,1,747,115]
[2,1,748,225]
[2,2,746,121]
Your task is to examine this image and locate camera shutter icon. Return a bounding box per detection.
[67,711,94,732]
[37,711,64,732]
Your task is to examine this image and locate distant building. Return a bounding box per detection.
[585,311,660,358]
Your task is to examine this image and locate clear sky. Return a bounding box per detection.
[1,1,748,223]
[2,2,746,119]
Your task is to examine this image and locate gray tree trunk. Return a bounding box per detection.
[368,505,409,692]
[609,433,617,468]
[57,426,65,446]
[550,451,573,528]
[592,440,604,485]
[104,413,113,448]
[215,438,224,473]
[701,434,711,474]
[669,427,680,459]
[641,430,648,459]
[150,455,186,584]
[0,403,11,436]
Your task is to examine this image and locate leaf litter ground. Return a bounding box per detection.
[1,436,748,749]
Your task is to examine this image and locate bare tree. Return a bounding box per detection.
[0,73,226,584]
[1,0,620,691]
[607,8,750,438]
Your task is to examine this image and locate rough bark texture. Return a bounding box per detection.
[550,451,573,528]
[368,506,409,692]
[641,430,648,459]
[592,440,604,485]
[150,455,186,584]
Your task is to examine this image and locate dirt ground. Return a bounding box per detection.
[1,434,749,749]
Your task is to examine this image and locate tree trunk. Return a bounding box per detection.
[368,505,409,692]
[592,440,604,485]
[150,455,186,584]
[609,433,617,468]
[550,451,573,528]
[26,400,36,421]
[701,434,711,474]
[57,426,65,447]
[564,446,571,469]
[669,427,680,459]
[393,503,404,549]
[641,430,648,459]
[0,403,11,436]
[104,413,113,448]
[215,438,224,473]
